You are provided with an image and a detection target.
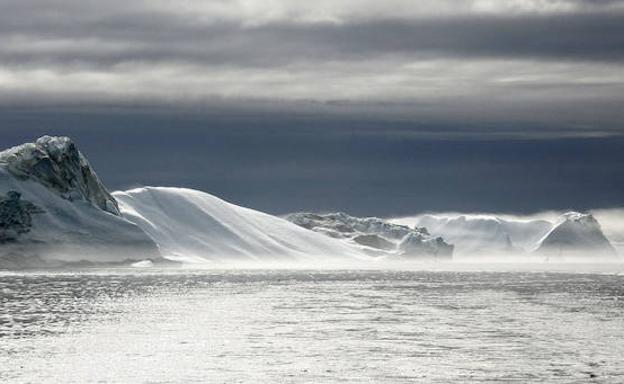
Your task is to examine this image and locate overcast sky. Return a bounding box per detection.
[1,0,623,215]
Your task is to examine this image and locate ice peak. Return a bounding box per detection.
[0,135,120,215]
[536,211,616,258]
[558,211,596,224]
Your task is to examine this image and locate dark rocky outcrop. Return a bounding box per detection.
[0,191,44,243]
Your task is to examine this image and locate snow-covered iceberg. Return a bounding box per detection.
[535,212,617,259]
[285,212,453,259]
[0,136,160,267]
[113,187,369,264]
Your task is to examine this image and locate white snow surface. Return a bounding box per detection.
[591,208,624,255]
[113,187,369,264]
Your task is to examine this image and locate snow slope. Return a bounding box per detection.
[591,208,624,256]
[0,137,160,267]
[113,187,369,264]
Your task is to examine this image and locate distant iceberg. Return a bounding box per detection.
[403,214,551,256]
[393,212,618,259]
[285,212,453,260]
[535,212,617,259]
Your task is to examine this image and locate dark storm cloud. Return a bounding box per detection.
[0,0,622,136]
[2,11,624,68]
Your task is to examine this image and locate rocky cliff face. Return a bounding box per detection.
[0,136,120,215]
[286,212,453,259]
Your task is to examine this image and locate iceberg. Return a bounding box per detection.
[535,212,617,259]
[0,136,371,267]
[0,136,160,267]
[394,212,619,259]
[285,212,453,259]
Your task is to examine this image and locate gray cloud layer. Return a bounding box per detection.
[1,0,623,136]
[3,6,624,66]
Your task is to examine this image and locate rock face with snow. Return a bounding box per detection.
[0,136,160,267]
[113,187,370,263]
[0,136,120,215]
[535,212,617,259]
[285,212,453,259]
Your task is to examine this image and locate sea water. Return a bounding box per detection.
[1,267,624,383]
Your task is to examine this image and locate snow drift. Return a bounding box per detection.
[113,187,369,264]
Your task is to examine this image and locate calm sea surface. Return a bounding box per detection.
[1,267,624,383]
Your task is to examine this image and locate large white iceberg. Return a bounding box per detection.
[0,136,372,267]
[0,136,160,267]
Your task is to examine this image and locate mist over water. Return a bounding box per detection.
[2,265,624,383]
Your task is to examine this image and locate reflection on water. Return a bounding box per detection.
[1,269,624,383]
